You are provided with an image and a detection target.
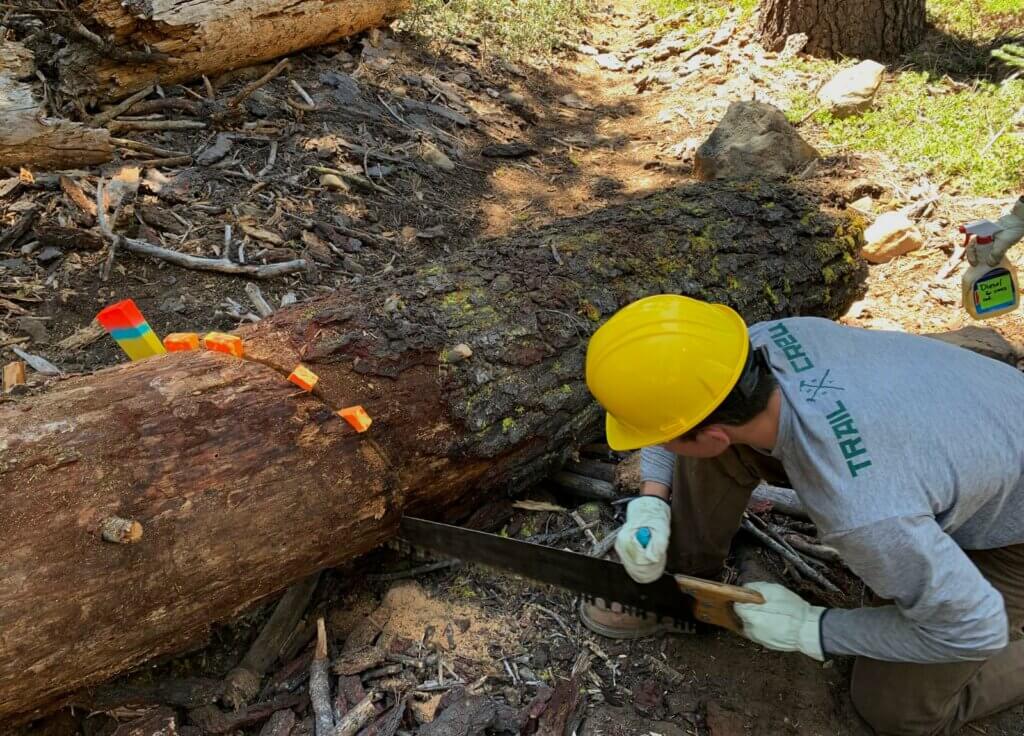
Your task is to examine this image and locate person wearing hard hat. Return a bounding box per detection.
[584,294,1024,736]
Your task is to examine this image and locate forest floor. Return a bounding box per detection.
[5,0,1024,735]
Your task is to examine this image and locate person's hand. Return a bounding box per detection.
[614,495,671,583]
[734,582,825,661]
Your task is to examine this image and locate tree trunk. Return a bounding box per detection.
[0,43,112,170]
[758,0,926,59]
[58,0,409,104]
[0,182,866,723]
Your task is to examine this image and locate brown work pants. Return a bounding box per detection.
[665,446,1024,736]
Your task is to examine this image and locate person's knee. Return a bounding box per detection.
[851,676,908,735]
[850,667,949,736]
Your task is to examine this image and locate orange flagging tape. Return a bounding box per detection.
[288,364,319,391]
[338,405,372,432]
[203,332,244,358]
[163,332,200,352]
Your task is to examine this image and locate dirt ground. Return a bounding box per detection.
[5,1,1024,735]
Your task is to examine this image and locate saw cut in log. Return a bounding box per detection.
[0,42,112,169]
[0,181,865,722]
[57,0,410,103]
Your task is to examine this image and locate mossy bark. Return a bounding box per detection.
[0,181,865,722]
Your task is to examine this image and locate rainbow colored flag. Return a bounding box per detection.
[96,299,167,361]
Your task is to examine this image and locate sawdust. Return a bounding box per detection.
[378,581,506,663]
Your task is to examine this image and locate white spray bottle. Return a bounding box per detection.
[961,196,1024,320]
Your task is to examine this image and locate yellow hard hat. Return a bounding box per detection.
[585,295,749,451]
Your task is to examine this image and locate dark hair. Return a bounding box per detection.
[679,346,777,439]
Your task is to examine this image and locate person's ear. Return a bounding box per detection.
[699,425,732,451]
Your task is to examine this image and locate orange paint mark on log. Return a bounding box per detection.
[288,365,319,391]
[203,332,244,358]
[163,332,200,352]
[338,405,372,432]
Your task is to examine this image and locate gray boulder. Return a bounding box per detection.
[694,101,819,181]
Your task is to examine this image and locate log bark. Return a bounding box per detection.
[0,43,112,170]
[757,0,926,59]
[57,0,410,103]
[0,181,865,723]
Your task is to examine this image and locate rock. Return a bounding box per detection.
[817,60,885,118]
[928,326,1022,365]
[861,211,923,263]
[626,56,645,72]
[452,72,472,87]
[594,53,624,71]
[694,101,819,181]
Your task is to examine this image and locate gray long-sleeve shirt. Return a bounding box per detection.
[640,317,1024,663]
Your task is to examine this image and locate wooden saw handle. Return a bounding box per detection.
[673,574,765,633]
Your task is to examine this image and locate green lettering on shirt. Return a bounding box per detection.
[827,400,873,478]
[768,323,814,373]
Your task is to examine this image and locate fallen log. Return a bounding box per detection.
[0,181,865,723]
[52,0,410,104]
[0,42,112,170]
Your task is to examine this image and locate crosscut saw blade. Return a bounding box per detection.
[400,516,740,631]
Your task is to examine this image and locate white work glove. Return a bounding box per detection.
[967,197,1024,266]
[614,495,671,583]
[734,582,825,661]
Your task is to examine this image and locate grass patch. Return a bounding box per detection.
[644,0,758,36]
[782,0,1024,196]
[928,0,1024,37]
[791,73,1024,195]
[404,0,592,59]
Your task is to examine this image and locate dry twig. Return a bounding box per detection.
[230,59,290,108]
[741,515,841,594]
[96,179,307,278]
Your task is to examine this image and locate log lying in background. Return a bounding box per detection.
[0,42,112,169]
[56,0,410,103]
[0,181,865,723]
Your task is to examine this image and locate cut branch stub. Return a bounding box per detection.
[100,516,144,544]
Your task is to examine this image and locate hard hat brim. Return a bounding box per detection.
[605,412,680,452]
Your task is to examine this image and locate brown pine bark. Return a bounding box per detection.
[758,0,927,59]
[0,182,866,723]
[55,0,409,104]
